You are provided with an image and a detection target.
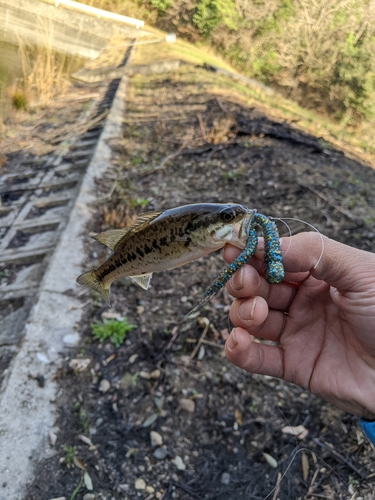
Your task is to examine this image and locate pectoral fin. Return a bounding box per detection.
[93,229,129,249]
[130,273,153,290]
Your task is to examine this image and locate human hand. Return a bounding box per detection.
[224,232,375,419]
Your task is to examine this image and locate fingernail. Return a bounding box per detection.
[238,298,257,320]
[232,266,244,291]
[226,328,238,351]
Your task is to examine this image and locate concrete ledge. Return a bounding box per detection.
[0,75,127,500]
[0,0,150,58]
[53,0,144,28]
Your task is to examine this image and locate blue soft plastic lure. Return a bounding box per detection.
[185,211,284,318]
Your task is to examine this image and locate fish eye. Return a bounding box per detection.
[220,208,236,222]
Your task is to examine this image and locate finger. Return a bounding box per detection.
[279,233,375,292]
[226,264,299,312]
[224,243,310,284]
[225,327,284,378]
[226,233,375,292]
[229,297,286,343]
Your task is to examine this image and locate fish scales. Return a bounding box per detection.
[97,214,206,286]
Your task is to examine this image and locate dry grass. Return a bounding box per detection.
[131,36,234,71]
[17,35,70,107]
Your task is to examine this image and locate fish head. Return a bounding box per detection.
[185,203,256,249]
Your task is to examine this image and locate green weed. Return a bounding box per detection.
[128,197,149,208]
[0,268,8,280]
[69,477,83,500]
[363,216,375,226]
[249,401,258,414]
[11,91,27,110]
[63,445,75,466]
[91,317,136,347]
[131,156,142,166]
[73,402,90,435]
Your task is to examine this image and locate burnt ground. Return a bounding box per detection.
[25,67,375,500]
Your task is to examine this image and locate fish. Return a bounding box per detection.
[76,203,256,305]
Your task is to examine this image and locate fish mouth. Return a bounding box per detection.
[240,208,256,234]
[231,209,256,247]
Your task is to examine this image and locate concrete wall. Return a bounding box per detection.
[0,0,148,59]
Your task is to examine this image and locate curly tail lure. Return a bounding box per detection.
[185,212,284,318]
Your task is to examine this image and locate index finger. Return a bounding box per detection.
[225,232,375,292]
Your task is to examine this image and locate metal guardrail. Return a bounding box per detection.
[54,0,144,28]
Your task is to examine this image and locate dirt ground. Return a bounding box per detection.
[25,67,375,500]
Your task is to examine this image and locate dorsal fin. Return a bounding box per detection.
[93,228,129,249]
[94,212,162,248]
[130,211,162,231]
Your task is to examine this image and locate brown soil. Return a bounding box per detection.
[25,67,375,500]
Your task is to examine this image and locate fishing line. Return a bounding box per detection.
[260,446,349,500]
[270,217,325,270]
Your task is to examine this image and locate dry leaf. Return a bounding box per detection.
[73,456,86,471]
[235,409,243,426]
[78,434,93,447]
[301,451,309,481]
[126,447,138,458]
[84,471,93,490]
[272,471,282,500]
[104,354,116,364]
[142,413,158,427]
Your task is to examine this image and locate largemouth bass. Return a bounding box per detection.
[77,203,255,304]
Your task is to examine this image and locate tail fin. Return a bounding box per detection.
[76,270,110,305]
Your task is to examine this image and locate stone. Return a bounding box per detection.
[63,332,80,347]
[178,398,195,413]
[150,369,161,379]
[135,478,146,490]
[153,447,168,460]
[69,358,91,372]
[150,431,163,447]
[221,472,230,485]
[98,379,110,393]
[36,352,49,364]
[128,353,138,364]
[172,456,186,471]
[49,429,57,446]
